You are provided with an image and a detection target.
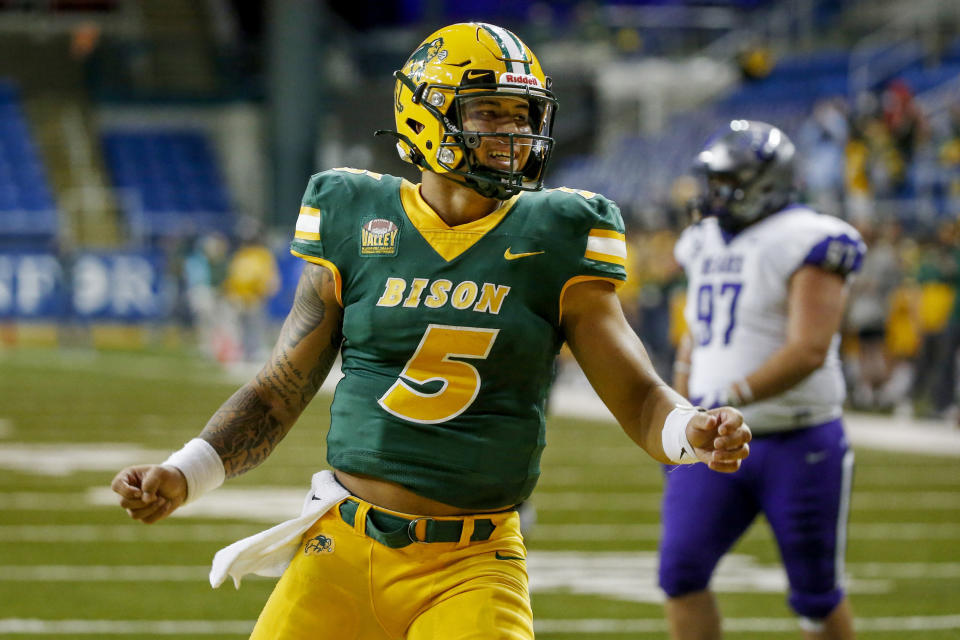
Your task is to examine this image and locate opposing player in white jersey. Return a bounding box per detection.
[661,120,865,639]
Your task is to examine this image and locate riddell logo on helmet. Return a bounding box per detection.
[500,73,541,88]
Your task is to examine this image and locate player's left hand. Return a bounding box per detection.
[684,407,751,473]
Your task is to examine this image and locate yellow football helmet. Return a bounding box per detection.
[379,22,558,199]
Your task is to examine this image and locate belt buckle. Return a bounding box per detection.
[406,516,434,544]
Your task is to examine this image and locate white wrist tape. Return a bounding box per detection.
[662,406,701,465]
[163,438,225,504]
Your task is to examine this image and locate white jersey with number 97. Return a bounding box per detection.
[674,205,866,434]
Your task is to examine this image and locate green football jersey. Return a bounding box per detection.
[290,168,627,509]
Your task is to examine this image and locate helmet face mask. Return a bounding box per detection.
[383,23,558,199]
[694,120,796,233]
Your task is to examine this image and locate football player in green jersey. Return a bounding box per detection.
[112,22,751,640]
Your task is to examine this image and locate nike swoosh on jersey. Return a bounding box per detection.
[495,551,526,561]
[504,247,545,260]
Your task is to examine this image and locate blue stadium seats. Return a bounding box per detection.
[550,52,845,219]
[101,129,233,240]
[0,79,58,248]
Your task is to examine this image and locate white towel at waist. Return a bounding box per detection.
[209,469,349,589]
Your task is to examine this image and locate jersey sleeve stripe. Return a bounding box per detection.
[585,231,627,266]
[588,228,626,241]
[289,250,343,307]
[295,206,322,240]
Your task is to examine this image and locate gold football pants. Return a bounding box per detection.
[250,497,533,639]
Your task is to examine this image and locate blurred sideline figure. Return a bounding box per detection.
[184,232,231,361]
[223,218,280,363]
[112,23,750,639]
[665,121,864,640]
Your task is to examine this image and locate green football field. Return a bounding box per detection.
[1,347,959,639]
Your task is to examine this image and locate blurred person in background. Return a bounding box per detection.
[881,80,928,191]
[184,232,231,361]
[937,104,960,215]
[910,221,960,419]
[223,218,280,363]
[111,23,750,640]
[665,120,864,640]
[844,219,902,410]
[797,97,848,217]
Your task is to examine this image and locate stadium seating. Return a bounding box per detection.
[101,129,232,240]
[550,46,960,225]
[0,79,58,248]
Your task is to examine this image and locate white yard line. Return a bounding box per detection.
[0,524,258,543]
[0,565,211,581]
[527,522,960,541]
[535,615,960,633]
[0,619,253,635]
[0,516,958,543]
[9,488,952,514]
[0,490,657,513]
[548,375,960,457]
[4,558,960,583]
[2,615,959,635]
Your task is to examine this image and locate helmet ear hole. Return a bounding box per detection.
[406,118,425,134]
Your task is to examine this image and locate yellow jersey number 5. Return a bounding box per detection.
[378,324,499,424]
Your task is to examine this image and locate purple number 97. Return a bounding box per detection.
[695,282,742,346]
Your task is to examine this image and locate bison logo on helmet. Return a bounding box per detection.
[304,534,335,555]
[405,37,445,83]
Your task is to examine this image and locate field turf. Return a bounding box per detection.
[1,347,959,638]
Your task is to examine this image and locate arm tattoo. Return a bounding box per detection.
[201,264,343,478]
[282,264,331,350]
[201,385,286,478]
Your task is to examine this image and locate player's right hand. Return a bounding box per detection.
[111,465,188,524]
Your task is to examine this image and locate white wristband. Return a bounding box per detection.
[163,438,225,504]
[662,406,701,465]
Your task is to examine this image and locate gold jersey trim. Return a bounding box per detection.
[558,275,625,324]
[399,180,521,261]
[289,250,343,307]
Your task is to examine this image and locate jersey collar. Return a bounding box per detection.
[399,180,521,261]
